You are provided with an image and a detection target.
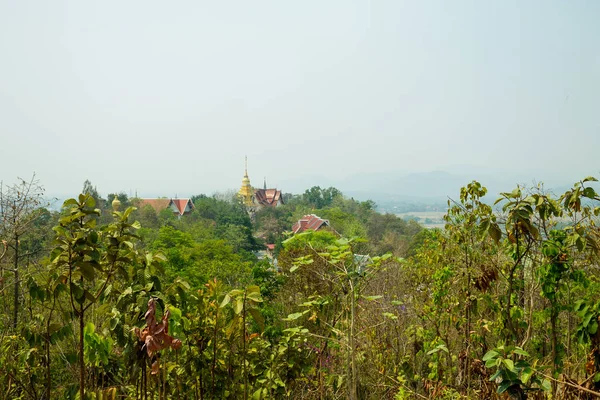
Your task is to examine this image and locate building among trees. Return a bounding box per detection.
[135,198,194,217]
[237,157,284,211]
[291,214,330,234]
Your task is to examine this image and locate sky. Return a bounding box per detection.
[1,1,599,199]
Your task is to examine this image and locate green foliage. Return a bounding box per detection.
[483,346,549,395]
[6,177,600,399]
[83,322,113,368]
[152,225,254,289]
[302,186,342,209]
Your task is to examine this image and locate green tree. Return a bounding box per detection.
[50,194,144,399]
[302,186,342,209]
[0,174,46,329]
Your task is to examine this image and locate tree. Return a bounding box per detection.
[302,186,342,209]
[50,194,145,399]
[444,181,498,390]
[82,179,105,210]
[0,174,45,329]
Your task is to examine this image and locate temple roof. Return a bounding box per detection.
[137,198,171,213]
[137,198,194,216]
[254,188,284,207]
[170,199,194,216]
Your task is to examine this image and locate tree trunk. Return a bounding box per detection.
[242,292,248,400]
[551,307,559,397]
[12,233,19,329]
[79,308,85,400]
[46,332,51,399]
[349,285,358,400]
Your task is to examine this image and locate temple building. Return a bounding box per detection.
[237,157,284,211]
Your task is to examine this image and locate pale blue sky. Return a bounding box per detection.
[1,1,598,197]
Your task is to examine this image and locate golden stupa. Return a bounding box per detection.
[238,156,254,207]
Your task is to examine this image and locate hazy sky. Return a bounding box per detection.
[1,1,599,198]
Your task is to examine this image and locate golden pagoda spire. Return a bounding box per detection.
[238,156,254,206]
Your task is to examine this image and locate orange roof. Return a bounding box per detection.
[136,198,194,216]
[137,198,171,213]
[171,199,194,216]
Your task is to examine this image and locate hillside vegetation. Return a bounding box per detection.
[1,178,600,399]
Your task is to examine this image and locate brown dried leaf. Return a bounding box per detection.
[151,359,160,375]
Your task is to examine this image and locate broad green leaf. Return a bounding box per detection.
[521,367,533,384]
[489,369,502,381]
[169,305,182,320]
[497,380,512,394]
[503,358,515,372]
[79,262,96,280]
[247,285,260,294]
[85,290,96,303]
[219,294,231,308]
[482,350,499,362]
[590,321,599,335]
[246,291,263,303]
[234,298,243,314]
[540,379,551,391]
[84,322,95,335]
[71,283,85,303]
[248,308,265,330]
[489,223,502,244]
[48,323,62,335]
[284,312,305,321]
[512,348,529,357]
[485,358,498,368]
[583,311,594,328]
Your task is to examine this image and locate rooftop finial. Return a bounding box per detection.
[111,195,121,211]
[245,155,248,177]
[264,176,267,190]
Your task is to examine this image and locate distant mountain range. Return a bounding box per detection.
[280,169,597,206]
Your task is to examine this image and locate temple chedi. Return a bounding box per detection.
[238,156,255,207]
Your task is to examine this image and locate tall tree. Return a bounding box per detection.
[0,174,45,329]
[302,186,342,209]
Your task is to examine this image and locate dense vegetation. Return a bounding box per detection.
[1,176,600,399]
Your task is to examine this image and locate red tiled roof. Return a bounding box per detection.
[170,199,194,216]
[136,198,194,216]
[292,214,329,234]
[266,244,275,250]
[137,198,171,213]
[254,188,283,207]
